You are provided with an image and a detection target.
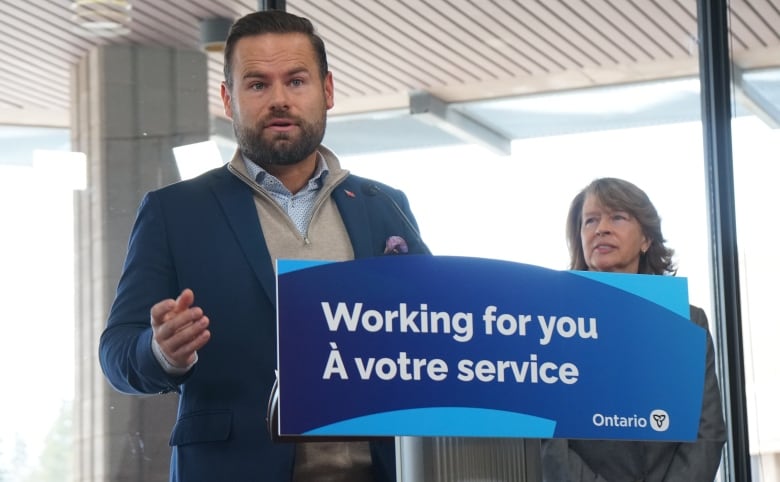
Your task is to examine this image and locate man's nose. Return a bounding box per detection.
[268,84,289,109]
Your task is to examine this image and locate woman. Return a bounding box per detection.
[542,178,727,482]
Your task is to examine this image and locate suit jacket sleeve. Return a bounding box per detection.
[99,191,189,395]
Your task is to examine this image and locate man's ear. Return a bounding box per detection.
[324,71,334,110]
[220,82,234,119]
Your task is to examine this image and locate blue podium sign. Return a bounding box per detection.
[275,256,705,441]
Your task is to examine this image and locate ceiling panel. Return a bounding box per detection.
[0,0,778,128]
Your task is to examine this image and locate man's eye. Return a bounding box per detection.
[290,79,303,87]
[251,83,266,90]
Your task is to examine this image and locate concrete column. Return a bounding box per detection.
[71,44,209,482]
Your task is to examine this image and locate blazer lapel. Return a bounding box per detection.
[334,177,375,259]
[209,166,277,305]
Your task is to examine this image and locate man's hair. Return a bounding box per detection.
[565,177,676,275]
[223,10,329,89]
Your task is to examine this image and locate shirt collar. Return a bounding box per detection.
[243,152,330,193]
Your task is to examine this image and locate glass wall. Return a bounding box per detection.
[0,128,77,481]
[338,118,712,308]
[731,86,780,481]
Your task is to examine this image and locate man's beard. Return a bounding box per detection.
[234,108,326,168]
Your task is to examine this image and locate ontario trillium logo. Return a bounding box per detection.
[650,409,670,432]
[592,408,670,432]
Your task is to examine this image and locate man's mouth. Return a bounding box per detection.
[265,118,297,131]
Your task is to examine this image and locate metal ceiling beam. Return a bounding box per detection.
[259,0,286,11]
[698,0,751,481]
[409,91,512,156]
[733,66,780,129]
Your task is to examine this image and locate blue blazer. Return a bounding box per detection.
[99,163,426,481]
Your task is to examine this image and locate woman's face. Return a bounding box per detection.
[580,194,650,273]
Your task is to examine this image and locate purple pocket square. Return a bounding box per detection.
[384,235,409,254]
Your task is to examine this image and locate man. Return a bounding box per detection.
[99,10,427,482]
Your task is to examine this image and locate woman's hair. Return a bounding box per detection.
[565,177,676,275]
[223,10,329,90]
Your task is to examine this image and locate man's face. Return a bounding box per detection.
[220,33,334,168]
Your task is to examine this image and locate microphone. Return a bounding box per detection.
[361,182,432,255]
[266,372,280,440]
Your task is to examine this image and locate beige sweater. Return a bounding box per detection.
[229,150,374,482]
